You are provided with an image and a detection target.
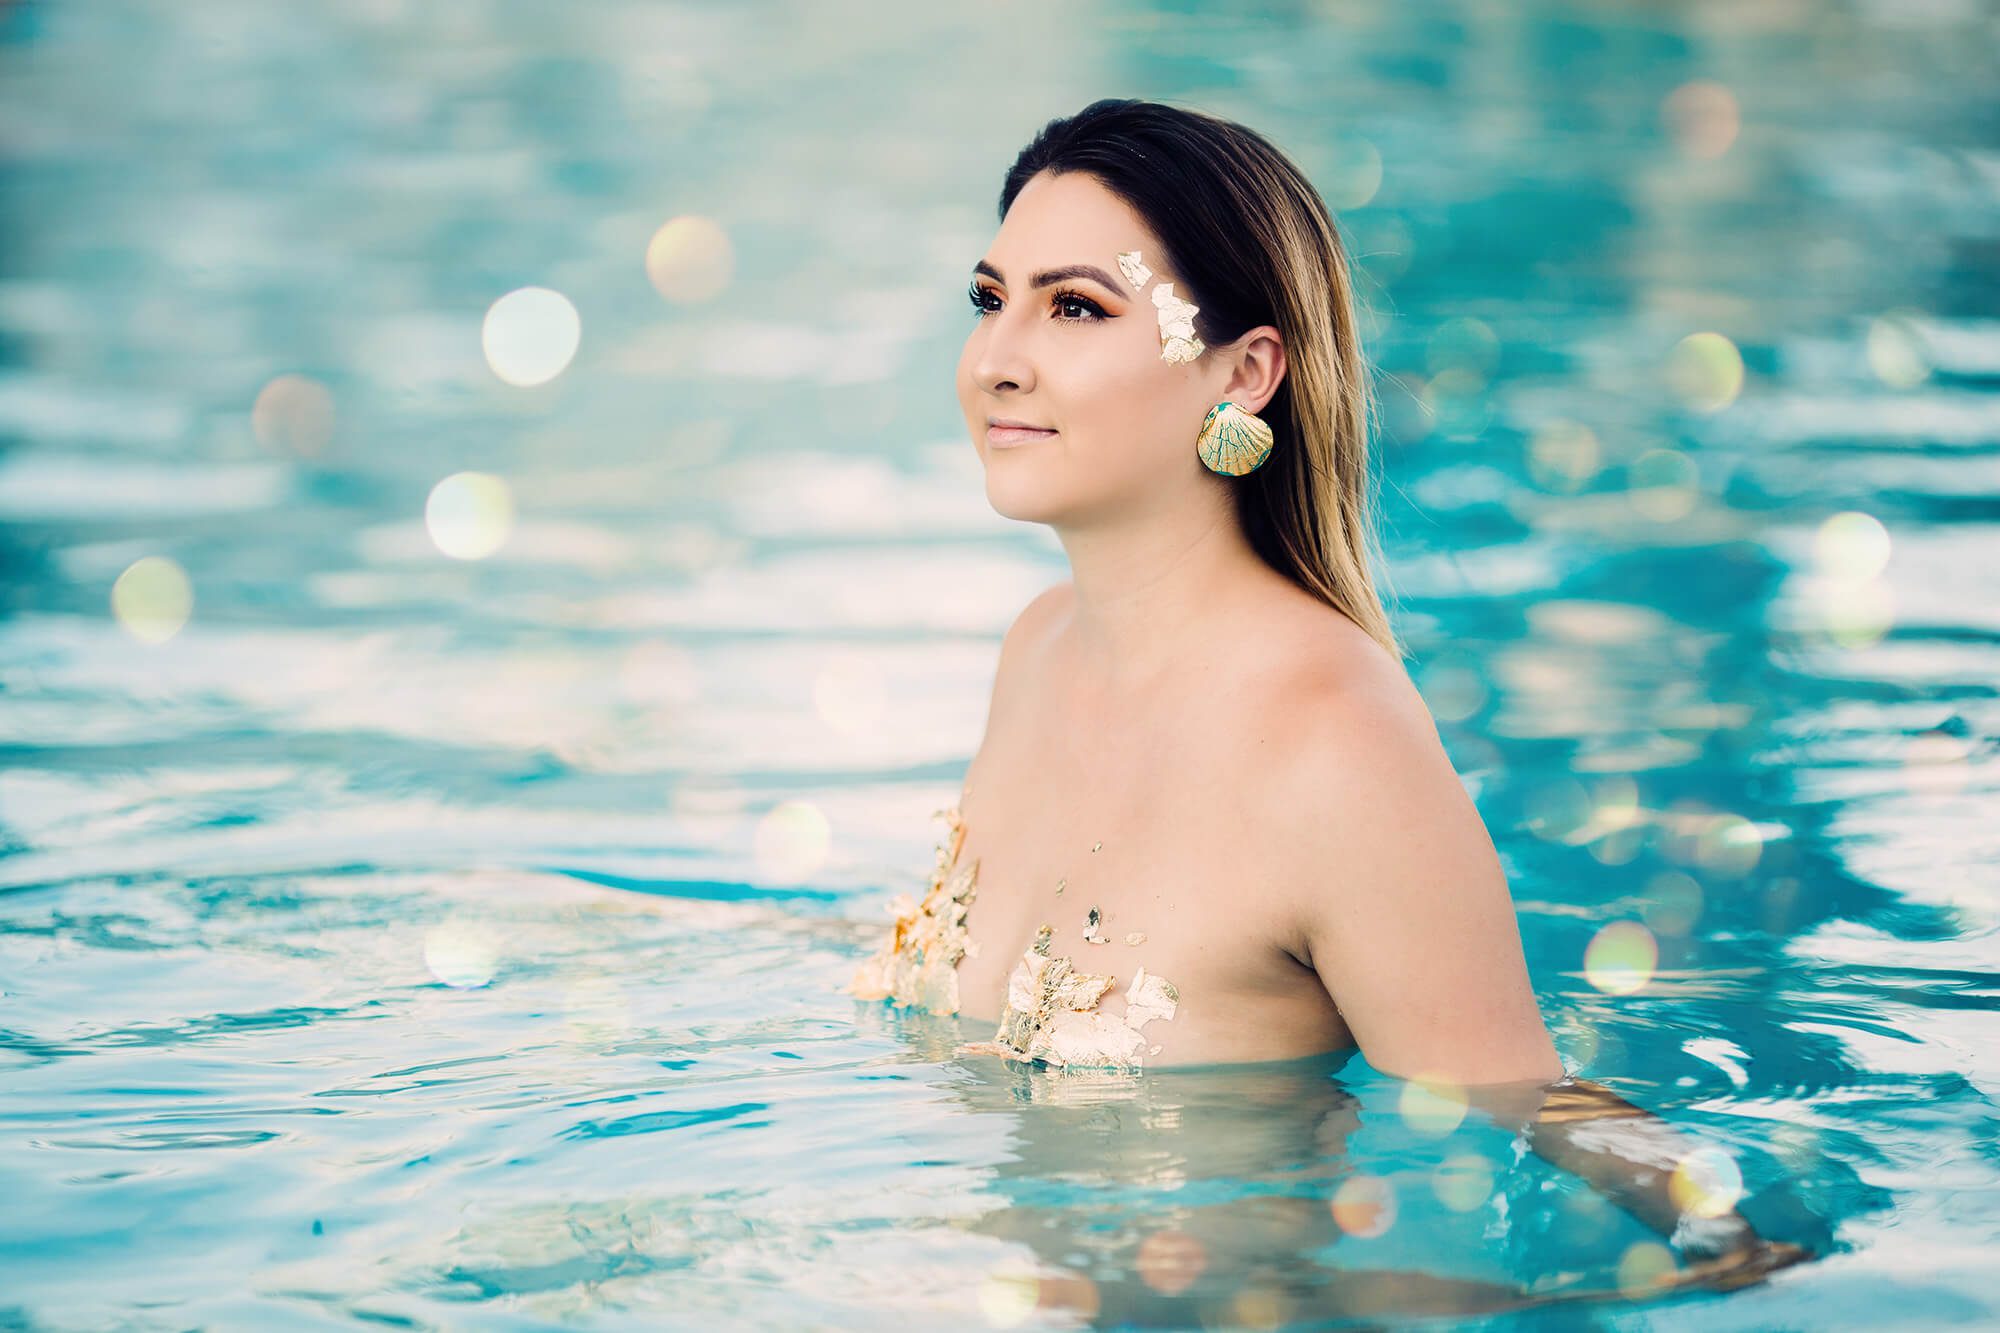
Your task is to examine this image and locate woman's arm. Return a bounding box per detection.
[1475,1073,1815,1280]
[1270,666,1813,1278]
[1271,665,1565,1085]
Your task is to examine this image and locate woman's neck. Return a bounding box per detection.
[1052,508,1279,696]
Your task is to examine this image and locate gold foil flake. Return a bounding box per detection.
[848,805,979,1015]
[1055,877,1066,896]
[1125,932,1146,946]
[956,934,1182,1072]
[1091,841,1102,853]
[1125,967,1179,1025]
[1116,250,1153,291]
[1082,906,1109,944]
[1153,283,1206,364]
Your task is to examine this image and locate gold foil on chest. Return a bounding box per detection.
[847,805,980,1015]
[956,921,1181,1072]
[851,805,1183,1071]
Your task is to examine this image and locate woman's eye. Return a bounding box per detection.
[1053,291,1105,322]
[965,284,1106,323]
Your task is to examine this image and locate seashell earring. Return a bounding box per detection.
[1196,400,1276,476]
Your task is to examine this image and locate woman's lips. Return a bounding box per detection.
[987,425,1057,447]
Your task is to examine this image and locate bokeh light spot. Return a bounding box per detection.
[251,373,336,457]
[1524,775,1594,842]
[1432,1153,1495,1212]
[426,471,515,560]
[483,286,581,387]
[1628,448,1701,521]
[1526,418,1600,493]
[1641,870,1705,936]
[1033,1274,1099,1320]
[754,800,831,884]
[1382,373,1438,447]
[1584,920,1658,995]
[1135,1228,1206,1295]
[1670,1145,1745,1218]
[1348,212,1414,285]
[975,1264,1039,1327]
[1398,1072,1469,1136]
[1427,316,1500,382]
[1666,332,1744,413]
[1427,366,1493,441]
[1323,137,1384,211]
[645,215,735,304]
[1417,652,1487,723]
[1229,1286,1290,1330]
[424,922,500,989]
[1588,822,1645,866]
[1616,1240,1678,1294]
[1579,775,1644,864]
[813,654,889,737]
[1814,511,1891,580]
[1867,311,1932,388]
[1589,775,1641,830]
[111,556,194,644]
[1330,1172,1397,1237]
[1694,813,1765,877]
[1663,81,1740,158]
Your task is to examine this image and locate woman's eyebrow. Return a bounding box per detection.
[973,259,1124,293]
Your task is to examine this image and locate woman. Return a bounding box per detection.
[851,98,1813,1297]
[855,95,1557,1084]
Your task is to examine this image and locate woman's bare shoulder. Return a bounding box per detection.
[965,580,1073,789]
[1241,606,1564,1084]
[1187,594,1428,836]
[1014,578,1074,642]
[990,579,1071,695]
[1247,603,1446,814]
[1239,591,1418,721]
[1216,596,1440,895]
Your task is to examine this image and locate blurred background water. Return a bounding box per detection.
[1,0,1997,1328]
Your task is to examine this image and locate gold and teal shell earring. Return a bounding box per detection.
[1196,401,1275,476]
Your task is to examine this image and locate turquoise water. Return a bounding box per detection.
[2,0,1997,1328]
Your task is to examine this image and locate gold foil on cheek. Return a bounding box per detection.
[1153,283,1205,364]
[1116,249,1153,291]
[848,805,980,1015]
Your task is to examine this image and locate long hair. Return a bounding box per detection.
[998,98,1405,662]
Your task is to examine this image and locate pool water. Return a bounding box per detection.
[2,1,1997,1328]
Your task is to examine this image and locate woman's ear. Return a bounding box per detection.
[1222,326,1286,415]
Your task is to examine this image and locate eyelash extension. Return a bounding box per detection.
[966,283,1106,323]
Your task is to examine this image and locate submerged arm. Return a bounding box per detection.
[1475,1073,1815,1282]
[1275,672,1813,1283]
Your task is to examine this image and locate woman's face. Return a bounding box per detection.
[957,170,1227,527]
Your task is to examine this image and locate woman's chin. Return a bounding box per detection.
[983,473,1072,524]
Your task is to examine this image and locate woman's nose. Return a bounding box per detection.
[971,317,1036,395]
